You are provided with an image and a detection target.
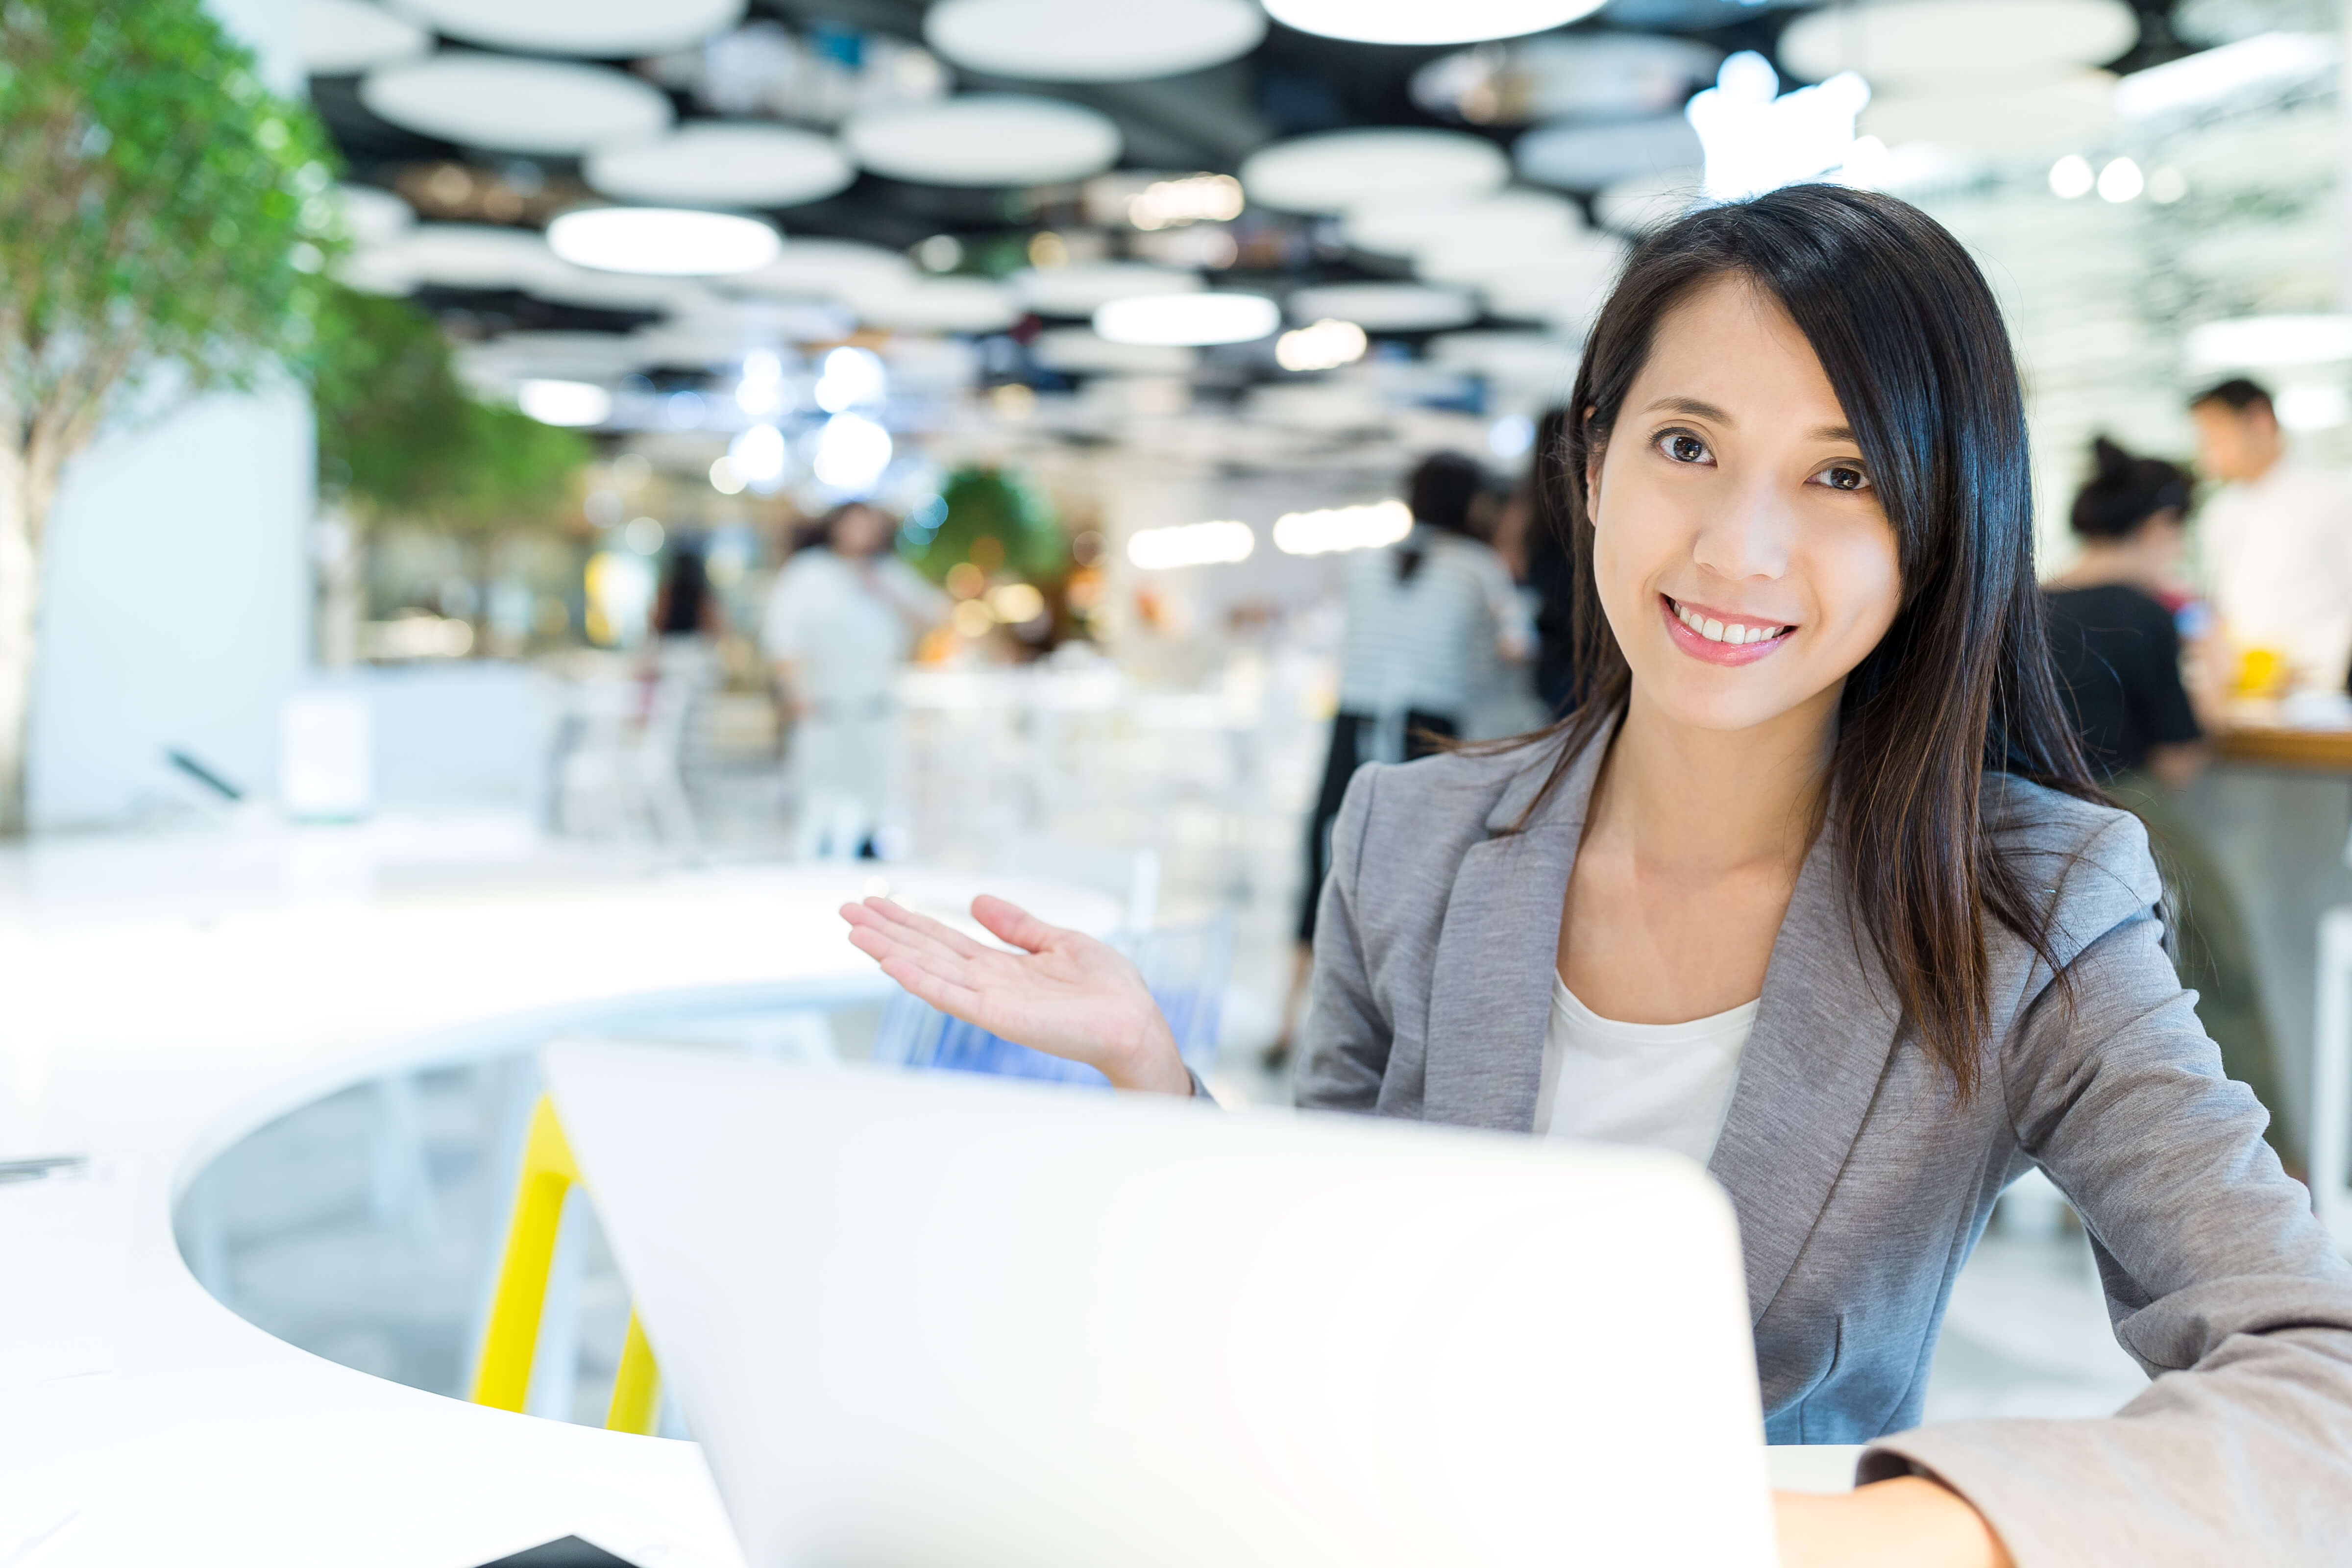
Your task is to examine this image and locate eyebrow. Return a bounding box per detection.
[1640,396,1858,446]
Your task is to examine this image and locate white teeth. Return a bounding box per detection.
[1672,598,1787,645]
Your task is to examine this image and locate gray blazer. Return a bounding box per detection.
[1297,729,2352,1565]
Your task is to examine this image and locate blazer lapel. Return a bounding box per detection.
[1420,735,1606,1131]
[1706,822,1905,1324]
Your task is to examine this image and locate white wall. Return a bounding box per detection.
[30,386,314,827]
[25,0,310,830]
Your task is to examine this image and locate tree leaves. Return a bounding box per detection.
[308,285,588,539]
[0,0,343,450]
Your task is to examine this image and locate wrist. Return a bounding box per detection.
[1105,1014,1191,1095]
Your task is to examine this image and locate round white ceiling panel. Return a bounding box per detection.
[360,55,674,157]
[382,224,564,290]
[397,0,747,57]
[1411,32,1723,124]
[1862,75,2117,159]
[1264,0,1607,46]
[843,96,1122,187]
[727,240,912,301]
[925,0,1265,81]
[584,123,856,209]
[1030,329,1200,375]
[1515,113,1705,191]
[1417,226,1625,285]
[301,0,428,75]
[1778,0,2137,88]
[846,276,1023,333]
[1592,167,1704,234]
[335,248,420,295]
[529,263,712,315]
[1241,129,1510,214]
[1286,283,1480,332]
[1014,262,1203,317]
[335,183,415,247]
[672,295,858,344]
[1345,189,1582,258]
[1426,329,1585,384]
[1479,259,1624,331]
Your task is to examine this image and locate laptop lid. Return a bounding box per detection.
[546,1042,1774,1568]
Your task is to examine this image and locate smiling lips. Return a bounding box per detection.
[1661,594,1794,666]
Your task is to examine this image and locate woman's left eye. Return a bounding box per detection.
[1814,464,1870,492]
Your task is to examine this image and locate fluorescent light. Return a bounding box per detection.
[2278,385,2350,431]
[2048,153,2094,198]
[729,423,788,488]
[814,346,887,413]
[987,582,1047,624]
[1094,292,1279,346]
[2186,315,2352,371]
[709,456,746,495]
[1263,0,1604,46]
[517,379,611,427]
[1127,520,1256,570]
[1687,51,1869,202]
[1275,318,1369,372]
[1273,499,1413,556]
[812,413,893,493]
[1129,173,1245,229]
[545,206,781,277]
[2116,32,2338,118]
[2096,156,2143,202]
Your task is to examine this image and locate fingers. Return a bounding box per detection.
[841,898,992,965]
[876,954,985,1022]
[970,894,1061,954]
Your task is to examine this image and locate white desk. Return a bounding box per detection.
[0,828,1855,1567]
[0,833,1125,1568]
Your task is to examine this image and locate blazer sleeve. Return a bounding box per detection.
[1293,763,1395,1112]
[1860,810,2352,1566]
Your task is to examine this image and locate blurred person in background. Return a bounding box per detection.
[2190,376,2352,694]
[1267,451,1531,1068]
[2045,436,2286,1160]
[762,501,946,860]
[653,544,724,644]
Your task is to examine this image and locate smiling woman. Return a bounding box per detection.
[842,185,2352,1567]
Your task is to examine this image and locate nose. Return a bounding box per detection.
[1688,469,1792,584]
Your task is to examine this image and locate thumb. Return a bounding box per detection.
[971,893,1058,953]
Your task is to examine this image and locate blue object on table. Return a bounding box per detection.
[872,916,1234,1088]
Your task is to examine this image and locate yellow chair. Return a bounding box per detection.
[469,1094,662,1435]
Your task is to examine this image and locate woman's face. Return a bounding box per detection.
[1587,277,1902,736]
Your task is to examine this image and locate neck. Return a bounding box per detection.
[2054,538,2164,592]
[1591,681,1837,875]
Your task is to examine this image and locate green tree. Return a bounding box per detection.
[311,285,589,539]
[906,465,1068,583]
[0,0,339,832]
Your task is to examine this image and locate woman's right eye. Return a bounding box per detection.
[1658,432,1710,464]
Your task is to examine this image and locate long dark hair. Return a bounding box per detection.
[2071,435,2190,539]
[1513,183,2099,1099]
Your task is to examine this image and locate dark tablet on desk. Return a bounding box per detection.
[472,1537,641,1568]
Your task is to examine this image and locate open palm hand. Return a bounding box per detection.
[840,894,1192,1095]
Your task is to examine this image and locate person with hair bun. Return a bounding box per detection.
[2045,435,2285,1158]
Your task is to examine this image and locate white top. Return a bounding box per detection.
[1336,525,1530,724]
[2202,457,2352,689]
[1536,976,1758,1166]
[760,547,946,704]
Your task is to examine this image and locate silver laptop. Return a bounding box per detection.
[545,1041,1776,1568]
